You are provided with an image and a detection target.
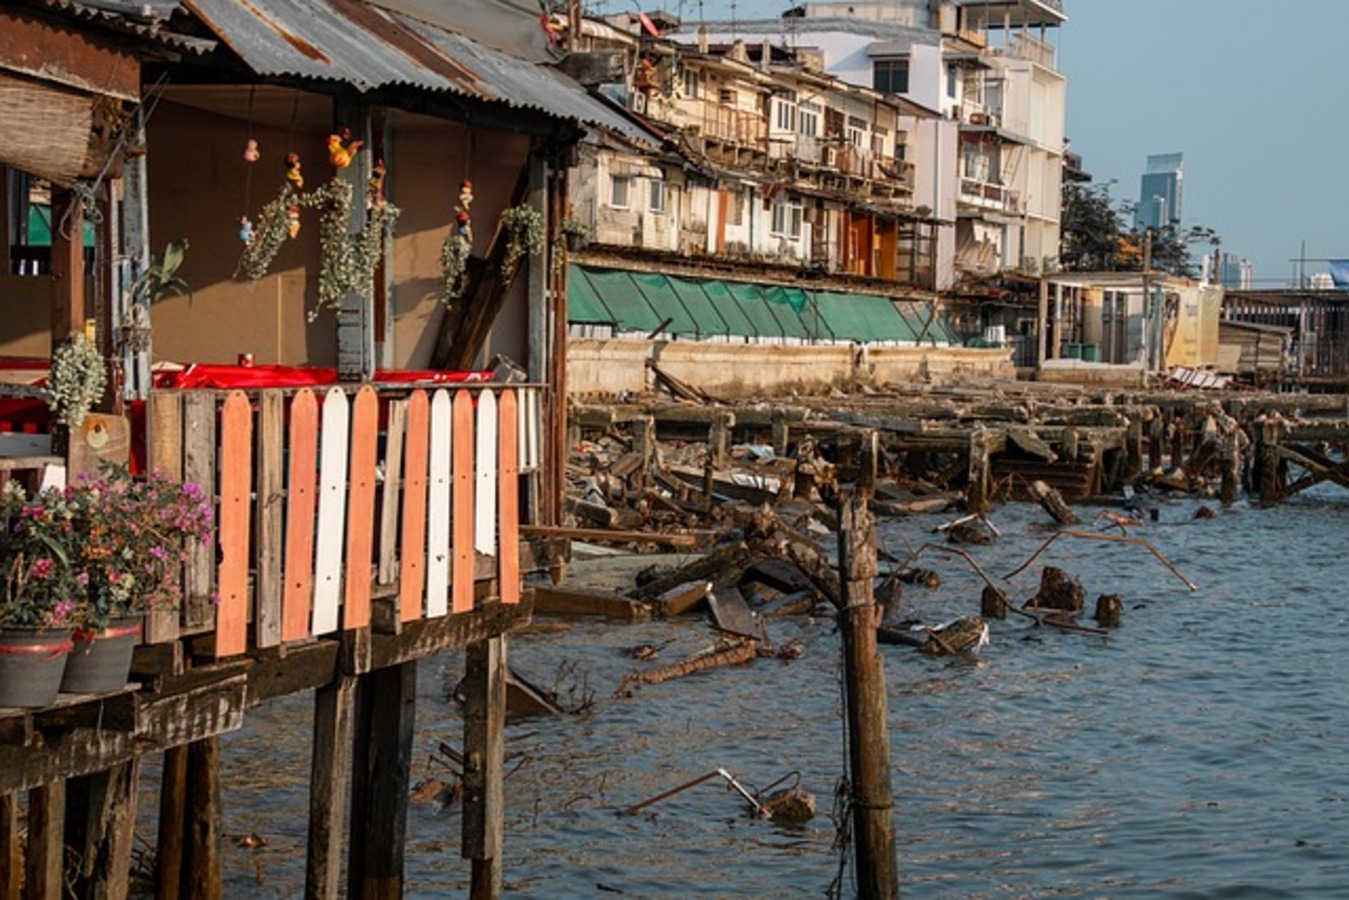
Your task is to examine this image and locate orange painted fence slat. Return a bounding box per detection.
[282,389,319,642]
[216,391,252,658]
[451,390,475,615]
[399,390,430,623]
[342,386,378,629]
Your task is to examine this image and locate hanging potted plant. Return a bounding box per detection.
[559,215,591,253]
[44,332,106,455]
[499,204,545,283]
[59,467,213,693]
[0,484,85,707]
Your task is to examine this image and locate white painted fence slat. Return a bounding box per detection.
[474,390,498,557]
[312,387,350,635]
[425,389,453,619]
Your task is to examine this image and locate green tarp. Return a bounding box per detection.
[567,264,957,346]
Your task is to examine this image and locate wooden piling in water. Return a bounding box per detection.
[837,490,899,899]
[350,663,417,899]
[463,637,507,900]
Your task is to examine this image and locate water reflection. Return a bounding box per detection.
[176,496,1349,897]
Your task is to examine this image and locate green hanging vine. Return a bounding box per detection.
[499,204,545,283]
[237,175,400,322]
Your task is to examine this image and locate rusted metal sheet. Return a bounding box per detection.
[0,5,140,99]
[182,0,650,141]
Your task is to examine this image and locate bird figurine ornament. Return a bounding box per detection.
[237,215,254,245]
[242,139,260,162]
[285,153,304,189]
[287,204,302,239]
[327,126,363,169]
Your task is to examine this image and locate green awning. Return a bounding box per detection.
[567,264,957,345]
[567,265,617,325]
[628,272,699,337]
[578,268,665,333]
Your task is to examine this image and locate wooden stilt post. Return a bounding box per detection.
[1170,413,1186,472]
[156,746,188,900]
[633,415,655,490]
[1,794,20,900]
[709,410,732,469]
[349,663,417,900]
[1125,416,1143,480]
[463,637,507,900]
[25,781,65,900]
[1147,412,1164,473]
[771,409,789,457]
[1220,433,1240,507]
[65,761,140,899]
[1258,420,1283,506]
[837,485,898,900]
[967,427,990,515]
[182,738,222,900]
[307,676,357,900]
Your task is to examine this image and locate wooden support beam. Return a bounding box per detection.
[65,760,140,900]
[26,781,65,900]
[182,738,221,900]
[836,493,898,899]
[155,747,188,900]
[463,637,507,900]
[1125,417,1143,480]
[349,663,416,900]
[49,188,85,347]
[967,428,991,515]
[1257,420,1283,505]
[307,675,356,900]
[0,794,19,900]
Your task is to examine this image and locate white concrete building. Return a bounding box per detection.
[674,0,1068,288]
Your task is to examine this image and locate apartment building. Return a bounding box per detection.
[678,0,1068,288]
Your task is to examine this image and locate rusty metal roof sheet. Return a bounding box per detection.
[37,0,214,54]
[183,0,651,142]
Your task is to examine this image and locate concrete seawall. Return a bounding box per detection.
[568,339,1016,399]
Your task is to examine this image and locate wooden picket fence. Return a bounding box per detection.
[144,384,542,657]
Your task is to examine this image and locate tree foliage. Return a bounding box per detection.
[1060,179,1217,279]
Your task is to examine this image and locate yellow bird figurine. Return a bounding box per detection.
[285,153,304,189]
[327,127,363,169]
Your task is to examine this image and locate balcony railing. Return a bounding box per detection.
[1005,32,1057,69]
[959,177,1022,213]
[654,96,767,150]
[143,383,543,656]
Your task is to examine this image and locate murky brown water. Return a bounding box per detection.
[141,489,1349,897]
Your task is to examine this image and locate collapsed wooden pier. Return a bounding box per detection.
[568,385,1349,516]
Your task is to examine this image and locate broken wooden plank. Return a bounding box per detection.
[1028,479,1081,525]
[520,524,703,549]
[630,542,751,600]
[626,641,756,687]
[708,589,758,639]
[651,580,711,617]
[533,584,652,620]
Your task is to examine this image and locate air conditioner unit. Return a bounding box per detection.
[631,92,647,114]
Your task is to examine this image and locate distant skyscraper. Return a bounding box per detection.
[1136,152,1183,231]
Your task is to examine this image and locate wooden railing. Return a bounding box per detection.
[144,384,543,657]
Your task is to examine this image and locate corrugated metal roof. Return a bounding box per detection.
[182,0,651,143]
[38,0,214,54]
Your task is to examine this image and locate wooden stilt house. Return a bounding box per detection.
[0,1,641,895]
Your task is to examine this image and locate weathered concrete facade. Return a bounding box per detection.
[568,337,1012,398]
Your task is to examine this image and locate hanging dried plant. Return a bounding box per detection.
[439,231,471,306]
[237,189,296,281]
[499,204,545,283]
[236,176,400,322]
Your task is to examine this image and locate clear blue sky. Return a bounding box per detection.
[686,0,1349,286]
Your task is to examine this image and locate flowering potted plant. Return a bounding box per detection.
[58,466,213,693]
[0,483,85,706]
